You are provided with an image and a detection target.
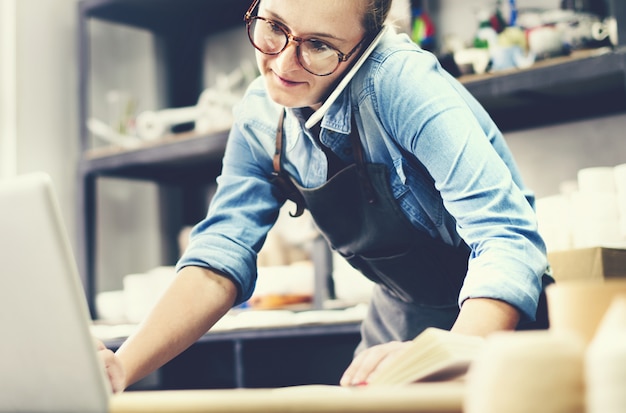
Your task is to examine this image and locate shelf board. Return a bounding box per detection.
[79,0,251,34]
[460,48,626,130]
[101,321,362,349]
[80,129,229,184]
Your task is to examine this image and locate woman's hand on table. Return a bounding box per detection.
[95,339,126,393]
[339,340,411,386]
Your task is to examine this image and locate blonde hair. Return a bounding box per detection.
[362,0,393,34]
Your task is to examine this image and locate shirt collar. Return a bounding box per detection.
[288,79,353,135]
[319,85,352,135]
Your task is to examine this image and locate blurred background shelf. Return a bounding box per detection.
[77,0,252,319]
[79,0,251,35]
[461,48,626,131]
[80,130,228,184]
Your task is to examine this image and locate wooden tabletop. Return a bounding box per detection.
[109,382,465,413]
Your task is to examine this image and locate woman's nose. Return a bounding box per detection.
[275,41,301,73]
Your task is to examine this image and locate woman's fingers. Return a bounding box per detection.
[339,341,409,386]
[95,339,127,393]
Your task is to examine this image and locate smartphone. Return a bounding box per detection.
[305,25,389,129]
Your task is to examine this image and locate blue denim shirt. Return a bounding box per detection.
[177,30,548,322]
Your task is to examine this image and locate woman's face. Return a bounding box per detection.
[255,0,366,110]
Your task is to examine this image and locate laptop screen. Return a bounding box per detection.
[0,172,110,413]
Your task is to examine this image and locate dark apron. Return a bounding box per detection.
[270,110,550,353]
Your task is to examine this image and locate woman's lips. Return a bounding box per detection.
[274,71,304,87]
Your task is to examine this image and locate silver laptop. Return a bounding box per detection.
[0,172,110,413]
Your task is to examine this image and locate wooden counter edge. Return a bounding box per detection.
[109,382,464,413]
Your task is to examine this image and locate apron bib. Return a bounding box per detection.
[272,110,470,350]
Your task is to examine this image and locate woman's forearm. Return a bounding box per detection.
[451,297,521,338]
[115,266,238,388]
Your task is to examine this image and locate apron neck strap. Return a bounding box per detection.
[272,109,376,211]
[273,109,286,175]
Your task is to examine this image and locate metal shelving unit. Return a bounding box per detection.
[76,0,250,319]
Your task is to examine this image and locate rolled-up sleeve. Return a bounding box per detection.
[176,120,283,305]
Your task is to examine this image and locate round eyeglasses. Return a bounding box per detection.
[245,15,365,77]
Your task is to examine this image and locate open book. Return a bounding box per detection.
[367,327,486,385]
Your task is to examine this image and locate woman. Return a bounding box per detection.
[99,0,550,392]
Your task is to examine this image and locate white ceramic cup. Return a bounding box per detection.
[577,166,617,194]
